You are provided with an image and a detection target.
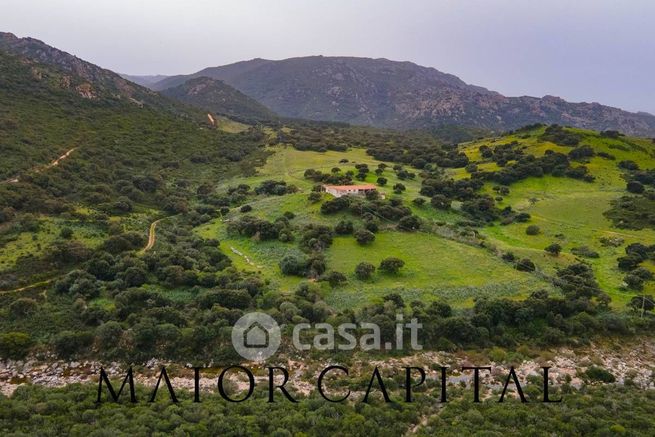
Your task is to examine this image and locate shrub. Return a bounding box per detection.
[240,204,253,213]
[397,215,421,231]
[526,225,541,235]
[412,197,426,207]
[60,227,74,239]
[379,257,405,274]
[0,332,33,359]
[8,298,38,317]
[323,271,347,287]
[585,366,616,383]
[626,181,644,194]
[571,246,600,258]
[355,262,376,280]
[52,331,94,359]
[545,243,562,256]
[279,254,307,276]
[334,220,354,235]
[354,229,375,245]
[624,274,644,291]
[515,258,536,272]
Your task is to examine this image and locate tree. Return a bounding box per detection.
[0,332,33,359]
[393,183,406,194]
[545,243,562,256]
[354,229,375,245]
[515,258,536,272]
[431,195,450,210]
[308,192,322,203]
[376,177,388,186]
[397,215,421,231]
[324,271,347,287]
[626,180,645,194]
[355,262,376,280]
[379,257,405,274]
[624,273,644,291]
[526,225,541,235]
[279,254,307,276]
[8,298,38,317]
[334,220,354,235]
[412,197,426,207]
[60,227,74,239]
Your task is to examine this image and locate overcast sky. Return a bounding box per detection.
[2,0,654,114]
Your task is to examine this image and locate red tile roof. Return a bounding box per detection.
[323,184,377,190]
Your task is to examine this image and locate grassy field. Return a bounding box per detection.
[453,127,655,306]
[195,127,655,309]
[195,145,556,308]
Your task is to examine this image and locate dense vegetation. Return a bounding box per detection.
[1,383,652,436]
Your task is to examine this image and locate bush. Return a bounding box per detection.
[571,246,600,258]
[379,257,405,274]
[323,271,347,287]
[8,298,38,317]
[545,243,562,256]
[627,181,644,194]
[354,229,375,245]
[585,366,616,383]
[60,227,74,239]
[240,204,253,213]
[526,225,541,235]
[624,274,644,291]
[515,258,536,272]
[334,220,354,235]
[52,331,94,359]
[279,254,307,276]
[397,215,421,231]
[0,332,33,359]
[355,262,376,280]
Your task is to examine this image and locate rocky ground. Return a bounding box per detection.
[2,339,654,399]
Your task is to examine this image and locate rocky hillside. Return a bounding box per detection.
[160,76,276,122]
[0,32,182,113]
[150,56,655,136]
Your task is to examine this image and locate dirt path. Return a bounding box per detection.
[0,278,56,296]
[142,219,161,252]
[2,147,76,184]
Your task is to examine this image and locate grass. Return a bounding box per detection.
[454,127,655,306]
[195,145,557,308]
[214,115,250,133]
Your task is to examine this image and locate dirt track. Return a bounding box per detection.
[2,147,76,184]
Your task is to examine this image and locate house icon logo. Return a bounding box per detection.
[232,312,281,361]
[244,321,269,348]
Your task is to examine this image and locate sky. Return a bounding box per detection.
[2,0,654,114]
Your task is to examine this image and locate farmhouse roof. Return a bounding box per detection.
[323,184,377,190]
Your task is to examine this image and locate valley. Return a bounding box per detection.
[0,30,654,436]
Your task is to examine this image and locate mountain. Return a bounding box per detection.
[0,32,183,113]
[160,76,276,122]
[149,56,655,137]
[120,73,169,87]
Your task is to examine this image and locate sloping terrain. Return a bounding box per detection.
[161,76,277,122]
[149,56,655,136]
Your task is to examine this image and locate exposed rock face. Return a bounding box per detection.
[151,56,655,136]
[2,340,653,397]
[0,32,173,111]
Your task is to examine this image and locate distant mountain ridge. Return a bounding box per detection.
[160,76,276,122]
[146,56,655,136]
